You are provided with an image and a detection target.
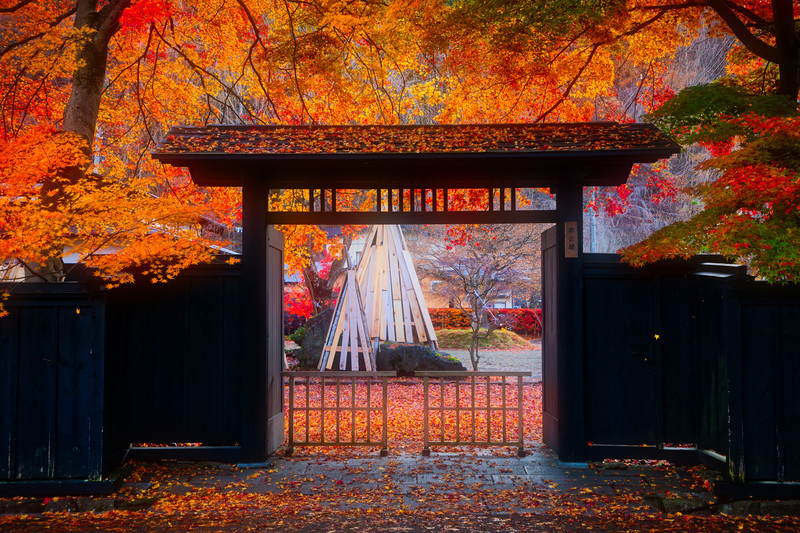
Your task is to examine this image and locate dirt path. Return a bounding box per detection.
[441,340,542,379]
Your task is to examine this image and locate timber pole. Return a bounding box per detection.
[240,177,269,463]
[555,182,586,463]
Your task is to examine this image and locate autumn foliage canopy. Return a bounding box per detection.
[0,0,797,286]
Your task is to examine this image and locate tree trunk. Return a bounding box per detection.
[708,0,799,100]
[34,0,129,281]
[469,335,480,371]
[772,0,799,100]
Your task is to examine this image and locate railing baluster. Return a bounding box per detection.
[336,377,341,444]
[440,378,445,443]
[422,374,430,456]
[471,375,476,444]
[305,375,310,444]
[486,375,491,444]
[287,375,295,455]
[321,376,326,444]
[502,376,508,445]
[517,375,525,457]
[455,376,460,442]
[381,376,389,456]
[366,378,372,442]
[350,379,356,442]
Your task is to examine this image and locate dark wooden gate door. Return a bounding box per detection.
[582,274,661,446]
[266,226,285,455]
[541,226,559,450]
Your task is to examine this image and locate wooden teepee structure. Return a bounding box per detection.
[355,225,438,349]
[319,225,438,371]
[318,270,377,371]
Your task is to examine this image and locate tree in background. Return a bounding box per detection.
[623,85,800,281]
[409,224,542,370]
[617,2,800,281]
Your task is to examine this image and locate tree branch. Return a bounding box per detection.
[0,0,36,13]
[534,42,602,122]
[722,0,770,28]
[96,0,132,48]
[705,0,779,63]
[0,5,77,61]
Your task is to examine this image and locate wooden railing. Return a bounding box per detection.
[282,372,394,456]
[283,371,530,457]
[418,371,530,457]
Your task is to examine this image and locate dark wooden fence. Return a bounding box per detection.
[1,230,284,494]
[0,283,110,495]
[104,261,245,462]
[695,271,800,485]
[576,255,800,491]
[4,244,799,496]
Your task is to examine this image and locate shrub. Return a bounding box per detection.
[428,308,542,338]
[289,325,306,346]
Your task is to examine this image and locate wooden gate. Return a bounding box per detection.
[580,255,701,462]
[541,226,559,453]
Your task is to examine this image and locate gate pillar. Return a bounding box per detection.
[553,183,585,463]
[240,178,270,463]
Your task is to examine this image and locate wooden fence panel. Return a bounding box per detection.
[0,285,105,483]
[692,280,730,461]
[584,276,660,446]
[741,305,780,480]
[659,276,696,444]
[105,264,244,447]
[779,305,800,482]
[737,295,800,482]
[0,307,19,480]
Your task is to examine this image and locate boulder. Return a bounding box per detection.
[376,342,466,376]
[294,308,334,369]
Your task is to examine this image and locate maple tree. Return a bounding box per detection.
[615,2,800,280]
[409,224,541,370]
[2,0,793,297]
[623,103,800,281]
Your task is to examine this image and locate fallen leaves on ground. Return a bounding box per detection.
[2,383,800,532]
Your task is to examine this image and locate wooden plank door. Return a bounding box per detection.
[266,226,285,455]
[541,226,559,451]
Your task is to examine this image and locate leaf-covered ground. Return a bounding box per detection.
[3,382,800,532]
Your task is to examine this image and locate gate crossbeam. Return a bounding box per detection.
[269,187,556,224]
